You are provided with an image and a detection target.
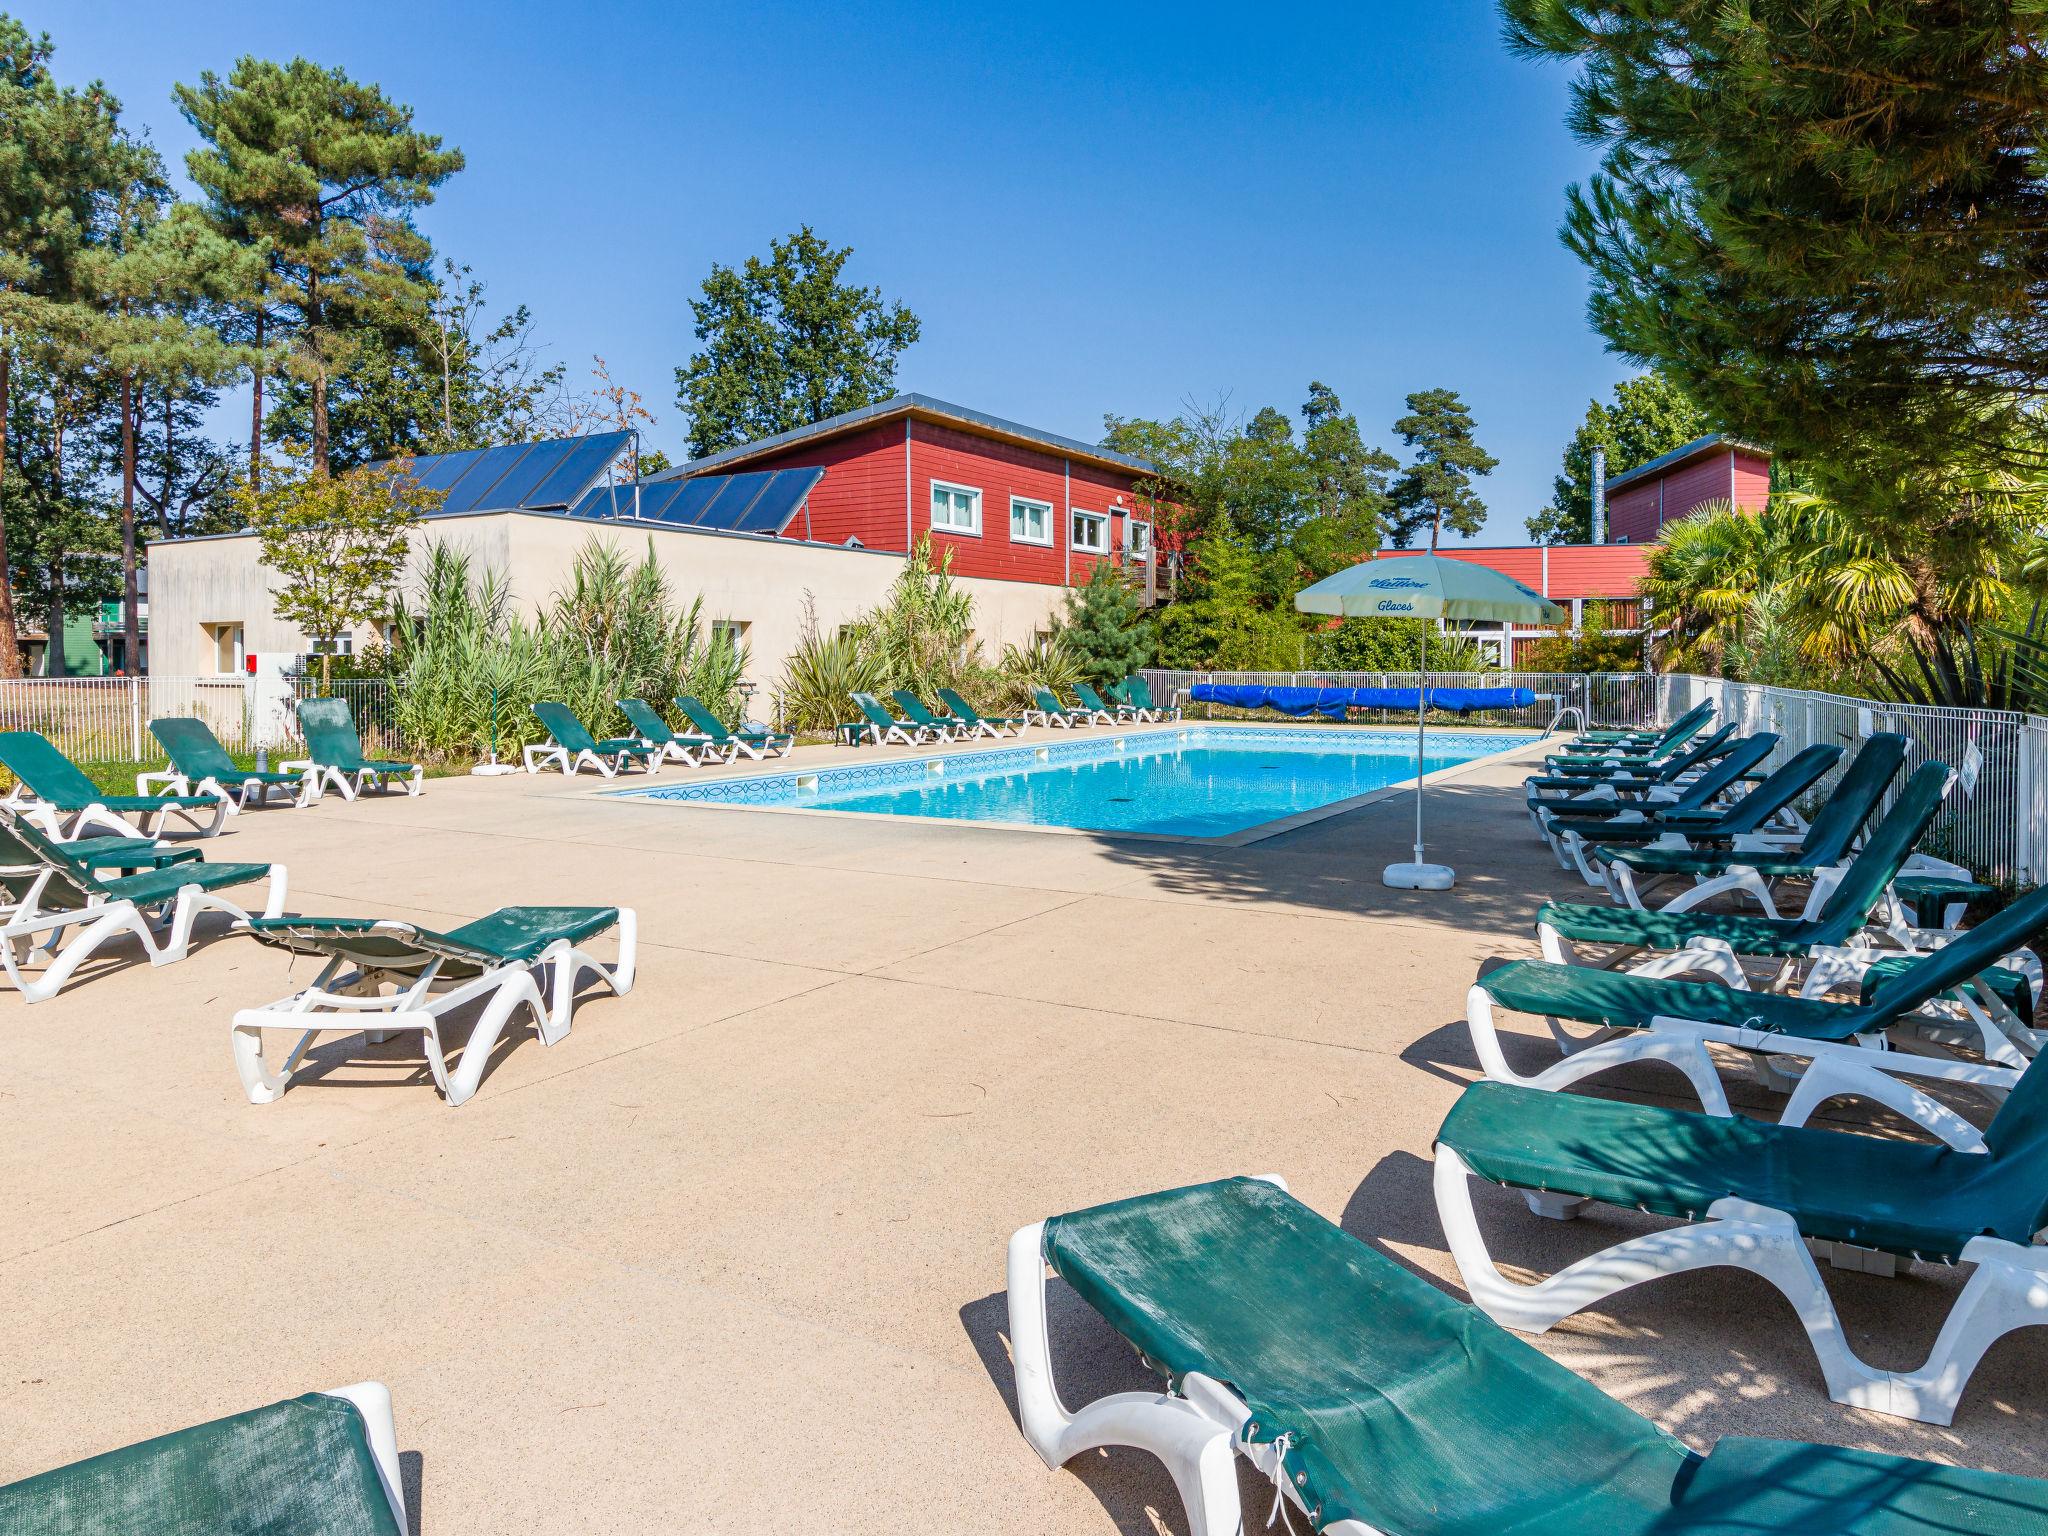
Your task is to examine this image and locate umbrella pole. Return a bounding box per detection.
[1414,622,1427,866]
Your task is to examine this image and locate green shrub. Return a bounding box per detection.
[1058,562,1154,687]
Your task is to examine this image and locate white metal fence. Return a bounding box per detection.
[1144,667,2048,884]
[0,676,399,761]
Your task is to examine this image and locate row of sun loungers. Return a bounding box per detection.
[845,676,1178,745]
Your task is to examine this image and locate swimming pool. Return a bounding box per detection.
[611,726,1528,840]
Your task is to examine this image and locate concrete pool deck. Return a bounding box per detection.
[1,722,2040,1531]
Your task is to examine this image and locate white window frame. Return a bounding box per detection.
[1009,495,1054,547]
[1126,519,1153,560]
[1070,508,1107,554]
[711,619,750,650]
[929,480,982,537]
[309,631,354,657]
[207,622,244,676]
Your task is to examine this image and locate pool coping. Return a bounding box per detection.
[589,722,1547,848]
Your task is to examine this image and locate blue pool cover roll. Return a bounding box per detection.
[1188,683,1535,717]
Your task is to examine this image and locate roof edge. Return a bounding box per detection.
[1604,433,1771,492]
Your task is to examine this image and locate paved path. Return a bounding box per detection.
[0,727,2037,1531]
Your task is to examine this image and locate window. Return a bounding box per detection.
[1127,520,1153,560]
[309,632,354,657]
[1071,509,1107,553]
[1009,496,1053,547]
[207,623,244,675]
[929,481,981,536]
[711,619,750,652]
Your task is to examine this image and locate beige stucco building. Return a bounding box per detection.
[145,508,1069,693]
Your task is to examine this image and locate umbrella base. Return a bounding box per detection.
[1383,861,1456,891]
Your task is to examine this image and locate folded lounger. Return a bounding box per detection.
[1599,732,1907,911]
[1535,763,1970,997]
[289,697,423,800]
[0,729,229,840]
[893,690,970,739]
[1464,880,2048,1125]
[675,694,792,760]
[0,1381,407,1534]
[231,904,636,1107]
[145,715,321,810]
[1025,688,1090,728]
[850,691,943,746]
[1435,1045,2048,1426]
[1071,682,1129,724]
[1011,1175,2048,1532]
[523,700,661,778]
[1561,699,1712,752]
[1547,742,1840,885]
[617,697,718,766]
[936,687,1025,738]
[0,805,284,1003]
[1523,722,1739,817]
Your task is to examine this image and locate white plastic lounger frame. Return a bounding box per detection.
[277,758,423,802]
[1434,1138,2048,1427]
[230,909,637,1107]
[0,862,286,1004]
[1,780,232,842]
[138,764,319,811]
[1008,1175,1378,1536]
[1465,977,2024,1126]
[328,1381,409,1535]
[521,739,649,778]
[1023,704,1080,729]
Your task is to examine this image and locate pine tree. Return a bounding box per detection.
[1058,561,1154,689]
[1502,1,2048,502]
[176,57,463,475]
[1295,381,1395,578]
[1385,389,1496,550]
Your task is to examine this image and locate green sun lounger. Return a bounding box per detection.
[848,691,939,746]
[1012,1176,2048,1530]
[893,690,967,738]
[1598,732,1907,910]
[1524,723,1738,812]
[1544,707,1713,771]
[1070,682,1128,723]
[1435,1021,2048,1426]
[1467,878,2048,1122]
[0,803,282,1003]
[144,715,320,810]
[1547,742,1839,885]
[290,697,422,799]
[935,688,1025,738]
[524,700,660,778]
[674,694,792,760]
[617,697,718,765]
[1562,699,1712,752]
[1115,674,1177,721]
[0,1381,407,1535]
[0,728,229,841]
[1025,688,1090,728]
[1536,761,1953,994]
[233,904,636,1107]
[1538,734,1774,863]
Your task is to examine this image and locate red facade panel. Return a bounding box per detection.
[1658,454,1735,526]
[1606,483,1661,544]
[1372,544,1649,603]
[1732,452,1770,511]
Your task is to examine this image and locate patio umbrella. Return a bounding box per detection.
[1295,555,1565,891]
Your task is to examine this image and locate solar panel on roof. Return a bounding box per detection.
[689,472,773,528]
[436,442,540,513]
[476,439,581,510]
[526,432,632,508]
[403,451,484,494]
[734,467,822,533]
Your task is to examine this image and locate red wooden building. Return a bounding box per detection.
[1368,543,1655,665]
[1603,433,1771,543]
[656,394,1159,589]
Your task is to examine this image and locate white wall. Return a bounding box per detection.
[145,512,1068,699]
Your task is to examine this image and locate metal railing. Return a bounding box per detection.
[0,675,399,761]
[1144,667,2047,883]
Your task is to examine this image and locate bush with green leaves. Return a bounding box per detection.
[775,594,887,734]
[383,537,747,763]
[1308,615,1487,674]
[991,632,1086,711]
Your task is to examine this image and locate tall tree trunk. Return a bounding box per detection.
[0,347,21,678]
[46,405,64,678]
[249,309,264,490]
[121,372,141,674]
[312,369,329,474]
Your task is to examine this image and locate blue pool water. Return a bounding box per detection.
[614,727,1525,838]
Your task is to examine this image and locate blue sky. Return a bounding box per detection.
[47,0,1625,543]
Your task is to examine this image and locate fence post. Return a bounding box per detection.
[129,677,142,760]
[2020,731,2036,886]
